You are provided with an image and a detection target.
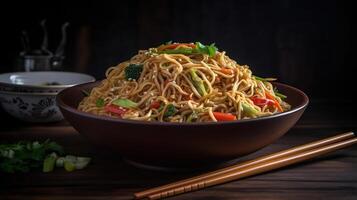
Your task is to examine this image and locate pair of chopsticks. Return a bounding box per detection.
[134,131,356,200]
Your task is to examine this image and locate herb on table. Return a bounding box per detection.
[61,155,91,172]
[0,140,91,173]
[43,152,58,172]
[0,140,63,173]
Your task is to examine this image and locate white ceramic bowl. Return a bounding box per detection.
[0,71,95,93]
[0,71,95,122]
[0,91,63,122]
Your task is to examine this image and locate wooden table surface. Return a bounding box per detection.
[1,99,357,200]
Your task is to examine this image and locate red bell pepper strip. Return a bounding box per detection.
[213,112,237,121]
[265,92,283,112]
[250,96,275,107]
[105,105,127,116]
[150,101,161,109]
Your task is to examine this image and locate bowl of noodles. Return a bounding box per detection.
[57,42,308,168]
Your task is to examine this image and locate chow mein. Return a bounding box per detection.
[78,42,290,122]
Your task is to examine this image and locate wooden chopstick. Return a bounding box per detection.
[147,136,357,200]
[134,132,355,199]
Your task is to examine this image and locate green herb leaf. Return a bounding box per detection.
[0,158,29,173]
[112,98,138,109]
[46,142,64,155]
[96,98,105,107]
[125,64,144,81]
[207,43,217,57]
[30,148,46,161]
[194,42,218,57]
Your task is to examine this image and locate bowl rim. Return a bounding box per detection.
[0,71,96,90]
[0,90,58,96]
[57,81,309,127]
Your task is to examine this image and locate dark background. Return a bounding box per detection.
[0,0,354,100]
[1,2,357,198]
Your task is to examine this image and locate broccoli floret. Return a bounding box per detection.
[124,64,143,80]
[164,104,177,118]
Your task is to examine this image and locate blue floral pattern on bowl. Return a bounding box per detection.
[0,92,63,122]
[0,71,95,123]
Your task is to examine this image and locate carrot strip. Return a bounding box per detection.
[265,92,283,112]
[220,67,234,75]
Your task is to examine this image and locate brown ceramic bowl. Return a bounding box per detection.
[57,81,308,168]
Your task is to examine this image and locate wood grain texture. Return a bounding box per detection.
[0,100,356,200]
